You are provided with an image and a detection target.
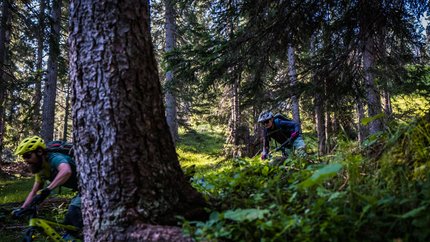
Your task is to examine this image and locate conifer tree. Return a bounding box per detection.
[69,0,206,240]
[0,0,12,164]
[165,0,179,142]
[41,0,62,142]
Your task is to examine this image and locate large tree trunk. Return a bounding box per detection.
[33,0,46,132]
[69,1,206,241]
[0,0,11,165]
[41,0,62,142]
[288,44,302,129]
[164,0,178,142]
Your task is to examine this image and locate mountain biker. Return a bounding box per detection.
[12,136,83,229]
[258,111,306,161]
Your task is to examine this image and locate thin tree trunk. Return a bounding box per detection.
[311,35,326,155]
[225,2,241,157]
[165,0,178,142]
[359,0,384,135]
[232,77,240,145]
[383,88,392,117]
[225,79,240,157]
[288,44,301,129]
[315,88,326,155]
[62,81,71,141]
[325,110,332,154]
[0,0,11,165]
[33,0,45,133]
[69,1,206,240]
[41,0,62,142]
[363,38,383,134]
[356,97,366,144]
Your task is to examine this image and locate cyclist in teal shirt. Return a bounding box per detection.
[13,136,82,229]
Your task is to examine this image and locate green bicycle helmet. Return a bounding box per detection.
[15,136,46,156]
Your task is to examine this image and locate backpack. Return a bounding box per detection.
[272,113,294,135]
[46,140,74,157]
[274,113,292,122]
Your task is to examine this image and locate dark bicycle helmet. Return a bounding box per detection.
[258,111,274,123]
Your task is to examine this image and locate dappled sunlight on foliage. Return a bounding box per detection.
[392,95,430,120]
[178,125,227,177]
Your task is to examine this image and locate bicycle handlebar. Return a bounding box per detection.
[12,207,37,219]
[273,137,292,152]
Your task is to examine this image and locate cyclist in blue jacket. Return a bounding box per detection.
[258,111,306,160]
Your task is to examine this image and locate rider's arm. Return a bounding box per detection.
[46,163,72,190]
[22,180,44,208]
[262,128,270,153]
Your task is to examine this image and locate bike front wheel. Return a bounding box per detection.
[22,227,36,242]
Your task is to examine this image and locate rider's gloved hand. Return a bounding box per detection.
[31,188,51,206]
[290,131,299,139]
[11,207,24,218]
[261,151,268,160]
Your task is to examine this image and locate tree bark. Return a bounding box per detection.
[325,111,332,154]
[225,76,242,157]
[363,38,383,134]
[165,0,178,142]
[359,0,383,135]
[62,81,71,141]
[41,0,62,142]
[69,1,206,240]
[356,97,366,144]
[33,0,46,132]
[383,88,392,117]
[311,35,326,155]
[0,0,11,165]
[232,79,240,146]
[224,1,242,158]
[314,84,326,156]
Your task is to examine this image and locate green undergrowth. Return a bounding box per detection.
[179,115,430,241]
[0,177,33,204]
[177,125,227,177]
[1,115,429,241]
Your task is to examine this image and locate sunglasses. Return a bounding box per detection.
[22,152,33,160]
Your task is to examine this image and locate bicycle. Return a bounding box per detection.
[267,137,293,166]
[13,205,82,242]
